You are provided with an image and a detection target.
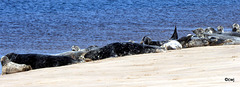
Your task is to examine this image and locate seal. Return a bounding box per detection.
[53,51,86,60]
[208,36,233,46]
[232,23,240,33]
[1,56,32,75]
[182,28,230,47]
[205,27,217,34]
[167,27,212,48]
[162,40,182,50]
[54,45,99,60]
[140,26,179,46]
[84,42,165,60]
[161,26,182,50]
[84,45,99,52]
[178,33,210,48]
[177,34,193,48]
[192,28,205,38]
[5,53,81,69]
[140,36,162,46]
[217,26,224,34]
[186,37,210,47]
[206,33,240,45]
[71,45,80,51]
[180,27,240,48]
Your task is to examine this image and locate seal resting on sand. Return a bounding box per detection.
[177,34,193,48]
[1,56,32,75]
[177,34,210,48]
[205,27,217,34]
[162,40,182,50]
[84,42,165,60]
[162,26,182,50]
[181,27,229,48]
[179,27,240,48]
[53,51,86,60]
[232,23,240,33]
[185,37,210,47]
[71,45,80,51]
[217,26,224,34]
[4,53,81,69]
[54,45,99,60]
[192,28,205,38]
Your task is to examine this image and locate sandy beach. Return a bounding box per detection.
[0,45,239,87]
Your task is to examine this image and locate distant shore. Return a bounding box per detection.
[0,45,239,87]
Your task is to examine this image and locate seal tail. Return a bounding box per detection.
[170,26,178,40]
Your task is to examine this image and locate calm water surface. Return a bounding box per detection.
[0,0,240,74]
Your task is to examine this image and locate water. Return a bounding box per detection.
[0,0,240,74]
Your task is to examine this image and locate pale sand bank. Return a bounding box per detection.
[0,45,239,87]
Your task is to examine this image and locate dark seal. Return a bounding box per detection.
[5,53,81,69]
[84,42,165,60]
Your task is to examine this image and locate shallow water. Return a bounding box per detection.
[0,0,240,74]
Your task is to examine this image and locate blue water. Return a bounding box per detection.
[0,0,240,74]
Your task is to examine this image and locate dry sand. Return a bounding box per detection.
[0,45,239,87]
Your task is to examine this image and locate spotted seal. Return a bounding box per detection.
[54,45,99,60]
[180,27,240,47]
[217,26,224,34]
[192,28,205,38]
[232,23,240,33]
[71,45,80,51]
[205,27,217,34]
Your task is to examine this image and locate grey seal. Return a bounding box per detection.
[217,26,224,34]
[84,42,165,60]
[1,56,32,75]
[232,23,240,33]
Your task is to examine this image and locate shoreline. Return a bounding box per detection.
[0,45,239,86]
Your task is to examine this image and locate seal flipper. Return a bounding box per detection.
[170,26,178,40]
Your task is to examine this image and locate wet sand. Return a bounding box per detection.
[0,45,239,87]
